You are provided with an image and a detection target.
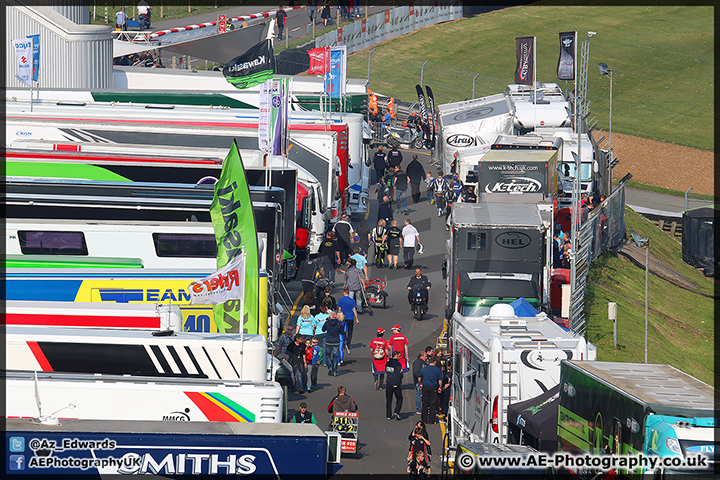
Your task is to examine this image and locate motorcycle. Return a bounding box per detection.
[384,123,425,150]
[139,12,151,29]
[410,286,429,320]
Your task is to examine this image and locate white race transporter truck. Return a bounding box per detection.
[6,371,283,424]
[449,303,596,447]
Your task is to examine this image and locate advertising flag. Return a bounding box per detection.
[27,34,39,82]
[514,36,535,86]
[209,141,260,334]
[415,85,430,148]
[258,78,290,155]
[324,46,346,99]
[425,85,436,148]
[307,47,330,75]
[189,254,246,305]
[557,31,577,81]
[12,38,33,86]
[223,39,275,90]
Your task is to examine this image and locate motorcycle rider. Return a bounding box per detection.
[407,267,431,308]
[431,172,449,217]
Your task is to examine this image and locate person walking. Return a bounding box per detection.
[401,219,420,269]
[327,385,358,413]
[306,0,318,31]
[407,420,432,461]
[274,324,295,360]
[337,287,359,346]
[356,219,371,256]
[319,231,341,285]
[322,310,344,376]
[369,328,388,390]
[412,348,431,415]
[308,337,323,391]
[371,219,388,268]
[349,248,369,282]
[432,172,449,217]
[377,195,394,225]
[407,449,430,480]
[393,166,410,214]
[388,325,410,372]
[373,146,387,185]
[290,402,317,423]
[275,6,287,40]
[333,214,354,263]
[343,257,367,314]
[385,220,403,270]
[286,334,307,394]
[386,144,403,169]
[385,351,404,420]
[313,305,330,368]
[296,305,316,339]
[418,355,443,424]
[424,172,434,204]
[298,257,320,294]
[406,155,426,204]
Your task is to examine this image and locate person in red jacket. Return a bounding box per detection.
[369,328,389,390]
[387,325,410,372]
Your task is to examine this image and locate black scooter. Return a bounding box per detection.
[410,286,429,320]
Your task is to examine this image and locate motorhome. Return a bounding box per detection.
[5,268,268,334]
[449,303,597,447]
[5,99,349,222]
[7,142,326,255]
[5,300,182,330]
[6,324,273,382]
[6,371,283,423]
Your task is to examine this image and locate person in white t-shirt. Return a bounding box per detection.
[401,219,420,269]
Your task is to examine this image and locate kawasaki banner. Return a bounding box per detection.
[12,38,33,86]
[223,39,274,90]
[514,36,535,86]
[557,31,577,81]
[258,78,290,155]
[188,254,246,305]
[324,46,346,99]
[210,141,260,334]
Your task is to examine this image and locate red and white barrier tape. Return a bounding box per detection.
[148,6,302,39]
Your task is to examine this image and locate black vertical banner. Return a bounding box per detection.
[515,36,534,85]
[416,84,430,148]
[557,31,576,81]
[425,85,436,149]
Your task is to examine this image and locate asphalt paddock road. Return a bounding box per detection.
[284,148,449,475]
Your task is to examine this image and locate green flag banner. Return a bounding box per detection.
[223,39,275,91]
[210,141,260,334]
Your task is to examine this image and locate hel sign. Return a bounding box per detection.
[189,254,246,305]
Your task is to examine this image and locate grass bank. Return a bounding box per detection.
[345,5,713,151]
[584,206,715,385]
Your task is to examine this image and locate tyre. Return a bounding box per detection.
[413,137,425,149]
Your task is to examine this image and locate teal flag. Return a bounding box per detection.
[210,141,260,334]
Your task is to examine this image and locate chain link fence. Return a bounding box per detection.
[569,180,628,334]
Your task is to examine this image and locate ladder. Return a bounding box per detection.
[501,360,519,441]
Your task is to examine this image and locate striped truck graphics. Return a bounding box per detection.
[7,325,270,382]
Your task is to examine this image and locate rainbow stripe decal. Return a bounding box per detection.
[184,392,255,422]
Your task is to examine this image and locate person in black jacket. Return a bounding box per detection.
[412,348,431,415]
[322,311,345,376]
[377,195,393,225]
[407,267,431,305]
[373,146,387,185]
[385,351,404,420]
[406,155,426,204]
[387,145,403,169]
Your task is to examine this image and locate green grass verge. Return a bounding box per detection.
[622,181,718,202]
[584,206,715,385]
[345,4,713,151]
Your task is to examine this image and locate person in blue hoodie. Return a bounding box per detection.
[322,310,345,376]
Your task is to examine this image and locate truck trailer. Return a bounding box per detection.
[445,203,553,319]
[557,360,718,477]
[449,303,596,447]
[5,418,341,476]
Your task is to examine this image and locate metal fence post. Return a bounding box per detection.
[684,186,693,212]
[420,60,428,87]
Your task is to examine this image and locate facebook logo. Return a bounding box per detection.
[9,437,25,452]
[9,455,25,471]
